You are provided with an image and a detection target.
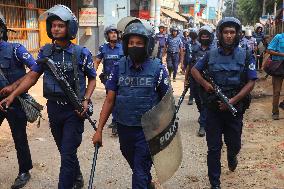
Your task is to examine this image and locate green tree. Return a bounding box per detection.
[223,0,238,17]
[233,0,281,25]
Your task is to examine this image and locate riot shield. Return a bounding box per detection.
[141,87,183,184]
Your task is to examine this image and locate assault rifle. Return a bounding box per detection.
[36,58,99,189]
[202,70,237,116]
[36,58,97,127]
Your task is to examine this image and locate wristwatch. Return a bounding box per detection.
[82,97,90,102]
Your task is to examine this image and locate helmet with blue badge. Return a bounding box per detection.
[39,4,78,40]
[216,17,242,49]
[0,11,8,41]
[104,24,119,42]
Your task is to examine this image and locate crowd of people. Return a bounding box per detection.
[0,3,283,189]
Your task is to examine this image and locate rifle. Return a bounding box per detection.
[202,70,237,116]
[36,58,97,128]
[36,58,100,188]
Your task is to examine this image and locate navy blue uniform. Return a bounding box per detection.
[190,45,211,129]
[0,41,36,174]
[181,36,190,71]
[96,42,124,85]
[32,43,96,189]
[106,57,169,189]
[194,47,257,186]
[184,40,200,102]
[166,35,183,79]
[154,32,167,60]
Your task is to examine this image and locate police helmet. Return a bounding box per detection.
[122,22,154,57]
[170,26,179,34]
[0,12,8,41]
[216,17,242,48]
[158,23,165,29]
[245,29,252,37]
[198,25,214,43]
[41,4,78,40]
[104,24,119,41]
[189,28,198,39]
[254,23,263,31]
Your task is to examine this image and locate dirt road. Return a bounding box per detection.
[0,72,283,189]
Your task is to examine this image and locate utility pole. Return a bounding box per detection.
[262,0,266,16]
[217,0,224,21]
[232,0,235,17]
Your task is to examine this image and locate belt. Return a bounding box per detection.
[167,51,178,54]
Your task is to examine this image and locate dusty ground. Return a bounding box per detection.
[0,69,284,189]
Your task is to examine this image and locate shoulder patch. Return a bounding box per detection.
[249,63,255,70]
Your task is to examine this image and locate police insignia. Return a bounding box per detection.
[22,53,30,59]
[249,63,255,70]
[87,62,94,69]
[164,78,169,85]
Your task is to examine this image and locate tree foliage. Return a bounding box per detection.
[223,0,281,25]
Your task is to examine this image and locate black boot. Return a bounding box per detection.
[197,127,205,137]
[73,171,84,189]
[228,155,238,172]
[211,185,221,189]
[11,172,31,189]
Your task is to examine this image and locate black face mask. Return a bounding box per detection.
[128,47,147,63]
[200,39,211,46]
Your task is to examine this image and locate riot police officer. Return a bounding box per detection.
[253,24,265,70]
[165,26,183,82]
[0,12,36,189]
[92,21,169,189]
[240,29,257,53]
[155,24,167,60]
[191,17,257,189]
[181,29,190,74]
[95,24,123,134]
[185,28,199,105]
[185,25,214,137]
[0,5,97,189]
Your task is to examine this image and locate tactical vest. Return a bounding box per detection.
[253,32,264,45]
[155,33,167,47]
[195,47,210,66]
[0,43,26,89]
[115,57,161,126]
[207,48,246,92]
[102,43,123,75]
[41,44,86,101]
[167,36,181,53]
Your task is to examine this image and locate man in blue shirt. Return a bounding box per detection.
[95,24,123,134]
[0,5,96,189]
[92,21,169,189]
[165,26,183,82]
[192,17,257,189]
[0,11,36,189]
[267,33,284,120]
[154,24,167,60]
